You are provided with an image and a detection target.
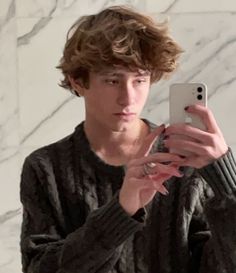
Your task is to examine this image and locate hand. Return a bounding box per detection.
[164,104,228,169]
[119,124,185,216]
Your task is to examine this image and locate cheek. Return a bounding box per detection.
[87,93,115,111]
[137,88,149,104]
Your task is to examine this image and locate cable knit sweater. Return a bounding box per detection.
[20,120,236,273]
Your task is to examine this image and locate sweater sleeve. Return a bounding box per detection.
[190,148,236,273]
[20,155,143,273]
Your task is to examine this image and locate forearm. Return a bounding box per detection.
[58,194,143,272]
[198,148,236,272]
[22,194,143,273]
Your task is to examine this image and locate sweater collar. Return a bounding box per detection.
[73,119,160,174]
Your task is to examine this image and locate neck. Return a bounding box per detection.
[84,119,149,165]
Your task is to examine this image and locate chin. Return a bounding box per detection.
[110,120,136,132]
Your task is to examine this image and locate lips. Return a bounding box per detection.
[113,112,136,120]
[113,113,136,118]
[114,113,135,116]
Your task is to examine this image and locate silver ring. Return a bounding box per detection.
[143,162,156,176]
[143,164,150,176]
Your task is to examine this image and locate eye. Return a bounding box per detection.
[136,78,147,84]
[105,79,119,85]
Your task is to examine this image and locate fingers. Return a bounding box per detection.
[158,184,169,195]
[148,164,183,178]
[164,138,209,156]
[165,123,212,144]
[129,152,186,167]
[138,171,181,195]
[136,124,165,158]
[184,104,220,134]
[127,160,183,180]
[177,156,209,169]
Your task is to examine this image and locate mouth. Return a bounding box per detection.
[113,112,136,121]
[113,113,136,116]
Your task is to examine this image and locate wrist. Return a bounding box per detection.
[118,191,138,216]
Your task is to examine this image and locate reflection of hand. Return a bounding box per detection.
[119,124,185,216]
[164,104,228,169]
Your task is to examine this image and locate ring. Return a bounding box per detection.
[143,164,150,176]
[143,162,156,176]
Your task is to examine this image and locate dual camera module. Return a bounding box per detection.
[197,86,203,100]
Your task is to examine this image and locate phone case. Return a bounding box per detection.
[169,83,207,130]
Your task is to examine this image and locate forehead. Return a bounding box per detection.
[95,67,150,77]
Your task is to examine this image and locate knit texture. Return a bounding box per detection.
[20,121,236,273]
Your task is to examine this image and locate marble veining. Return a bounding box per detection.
[0,0,14,19]
[1,1,236,272]
[19,95,75,145]
[0,209,21,225]
[18,17,53,46]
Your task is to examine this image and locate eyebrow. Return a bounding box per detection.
[98,70,150,77]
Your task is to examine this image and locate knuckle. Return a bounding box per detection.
[207,136,217,147]
[201,145,209,154]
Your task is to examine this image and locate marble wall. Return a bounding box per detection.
[1,0,236,272]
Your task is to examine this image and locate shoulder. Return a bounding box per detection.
[23,129,77,171]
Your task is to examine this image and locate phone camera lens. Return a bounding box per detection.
[197,87,203,92]
[197,94,202,100]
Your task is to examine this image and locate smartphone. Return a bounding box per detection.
[169,83,207,130]
[169,83,208,157]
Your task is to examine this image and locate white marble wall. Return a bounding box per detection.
[1,0,236,272]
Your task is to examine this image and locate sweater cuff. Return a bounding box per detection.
[198,148,236,198]
[87,193,144,248]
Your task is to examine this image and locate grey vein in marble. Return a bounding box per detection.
[0,148,20,165]
[62,0,79,10]
[208,76,236,101]
[0,0,15,32]
[17,17,53,46]
[0,209,21,225]
[20,96,74,145]
[163,0,179,13]
[186,36,236,83]
[17,1,58,46]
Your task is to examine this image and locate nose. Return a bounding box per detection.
[116,81,135,106]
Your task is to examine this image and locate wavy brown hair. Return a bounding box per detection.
[57,5,183,94]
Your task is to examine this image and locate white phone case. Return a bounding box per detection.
[169,83,208,157]
[169,83,207,130]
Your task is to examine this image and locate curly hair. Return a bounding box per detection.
[57,5,183,94]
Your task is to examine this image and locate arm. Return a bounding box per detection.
[186,149,236,273]
[164,104,236,272]
[20,155,143,273]
[197,148,236,272]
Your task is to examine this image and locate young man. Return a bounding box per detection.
[20,6,236,273]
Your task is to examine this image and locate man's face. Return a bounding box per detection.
[83,67,151,132]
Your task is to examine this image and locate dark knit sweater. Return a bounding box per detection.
[20,121,236,273]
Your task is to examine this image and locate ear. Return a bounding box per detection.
[68,76,85,96]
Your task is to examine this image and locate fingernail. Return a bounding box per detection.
[159,123,165,129]
[163,161,171,165]
[184,106,189,111]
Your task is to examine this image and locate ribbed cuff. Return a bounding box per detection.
[198,148,236,198]
[87,193,144,248]
[132,207,146,223]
